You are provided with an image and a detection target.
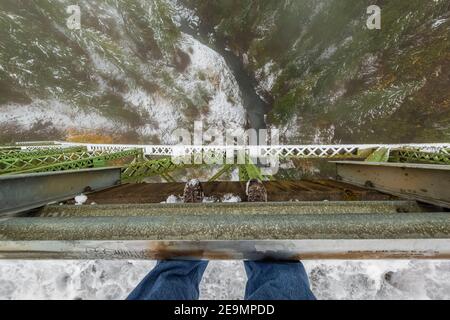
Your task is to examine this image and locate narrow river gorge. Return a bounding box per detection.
[179,19,271,132]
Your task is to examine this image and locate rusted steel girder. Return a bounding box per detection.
[335,161,450,208]
[0,167,122,216]
[1,240,450,260]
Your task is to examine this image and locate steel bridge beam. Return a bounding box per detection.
[0,149,97,174]
[335,161,450,208]
[36,201,426,217]
[0,146,85,161]
[1,212,449,240]
[390,149,450,165]
[1,207,449,260]
[239,163,264,181]
[10,149,141,174]
[208,164,235,182]
[121,157,196,182]
[0,167,122,216]
[1,239,450,260]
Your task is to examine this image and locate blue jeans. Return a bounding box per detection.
[127,260,316,300]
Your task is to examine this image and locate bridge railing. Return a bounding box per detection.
[15,141,450,158]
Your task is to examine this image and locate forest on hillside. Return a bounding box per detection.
[0,0,449,144]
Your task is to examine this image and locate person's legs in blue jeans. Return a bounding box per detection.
[244,261,316,300]
[127,259,315,300]
[128,181,315,300]
[127,260,208,300]
[127,181,208,300]
[243,180,315,300]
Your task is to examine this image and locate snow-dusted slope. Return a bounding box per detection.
[0,0,245,143]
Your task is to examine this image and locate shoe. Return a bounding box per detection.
[246,179,268,202]
[183,179,204,203]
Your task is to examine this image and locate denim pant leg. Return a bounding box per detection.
[127,260,209,300]
[244,261,316,300]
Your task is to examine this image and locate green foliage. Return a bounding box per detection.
[147,0,181,56]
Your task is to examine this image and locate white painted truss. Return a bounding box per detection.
[17,141,450,159]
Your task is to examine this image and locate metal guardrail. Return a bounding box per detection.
[7,141,449,182]
[1,239,450,260]
[17,141,450,158]
[1,206,449,259]
[36,201,425,217]
[2,212,449,240]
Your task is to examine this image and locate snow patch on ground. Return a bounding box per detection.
[319,44,338,60]
[221,194,241,203]
[278,114,336,144]
[0,100,123,132]
[359,53,381,82]
[187,178,200,187]
[124,88,183,142]
[176,33,246,131]
[255,60,281,93]
[312,125,336,144]
[169,0,200,29]
[86,47,123,78]
[432,18,448,29]
[202,197,218,203]
[164,195,182,203]
[329,86,347,104]
[108,32,246,142]
[279,160,296,169]
[277,114,301,143]
[74,194,88,206]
